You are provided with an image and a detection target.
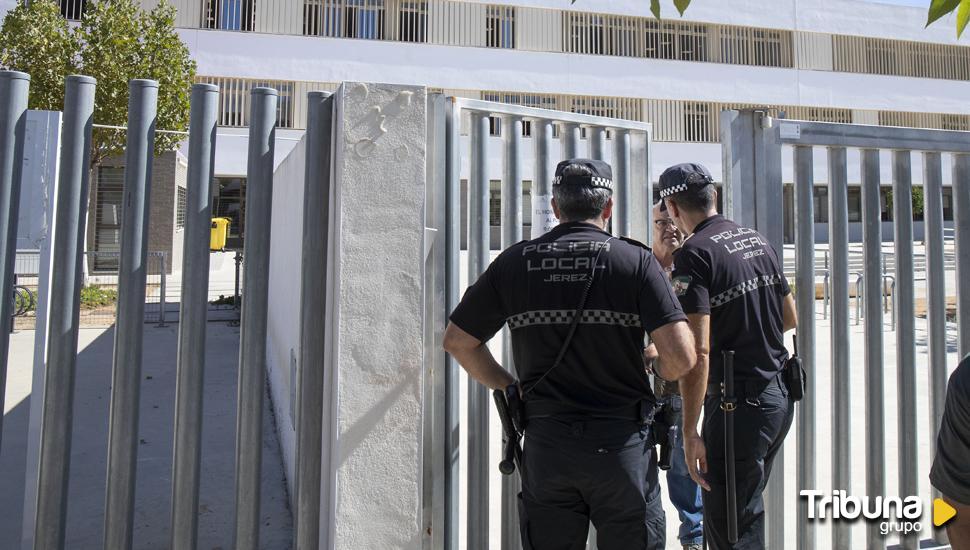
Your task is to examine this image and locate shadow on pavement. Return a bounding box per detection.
[1,324,292,549]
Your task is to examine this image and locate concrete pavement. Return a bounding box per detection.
[0,324,292,549]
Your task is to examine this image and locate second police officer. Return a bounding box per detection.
[444,159,696,549]
[659,163,799,549]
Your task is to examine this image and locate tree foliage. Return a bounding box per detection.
[0,0,196,168]
[0,0,78,112]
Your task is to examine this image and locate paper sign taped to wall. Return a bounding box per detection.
[532,194,558,237]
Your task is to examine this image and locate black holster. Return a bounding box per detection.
[651,396,681,471]
[783,354,806,402]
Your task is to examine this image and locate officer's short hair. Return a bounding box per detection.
[553,162,612,222]
[667,184,716,213]
[658,163,717,214]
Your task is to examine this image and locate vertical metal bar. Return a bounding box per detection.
[827,146,852,550]
[0,70,29,448]
[589,126,606,161]
[533,120,555,237]
[443,99,461,550]
[923,153,948,523]
[295,90,333,550]
[501,116,522,550]
[613,129,631,237]
[171,83,219,550]
[104,79,159,550]
[158,253,167,327]
[34,74,96,550]
[891,150,919,550]
[467,111,490,550]
[861,148,885,550]
[233,87,278,550]
[954,154,970,358]
[793,145,816,550]
[100,78,157,543]
[561,122,579,159]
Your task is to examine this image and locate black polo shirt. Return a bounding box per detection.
[449,221,686,413]
[931,355,970,505]
[671,215,790,385]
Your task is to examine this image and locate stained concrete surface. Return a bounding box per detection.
[1,324,292,549]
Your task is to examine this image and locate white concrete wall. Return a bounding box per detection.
[324,82,428,549]
[265,135,308,504]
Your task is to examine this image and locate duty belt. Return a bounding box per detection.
[524,400,656,425]
[706,375,778,400]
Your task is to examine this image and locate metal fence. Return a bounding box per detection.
[12,249,169,328]
[0,72,298,550]
[425,95,653,550]
[722,110,969,550]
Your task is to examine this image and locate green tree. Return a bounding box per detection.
[0,0,196,168]
[0,0,78,112]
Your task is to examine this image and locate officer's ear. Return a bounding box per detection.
[551,197,561,220]
[601,196,614,221]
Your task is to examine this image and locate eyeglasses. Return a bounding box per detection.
[654,219,677,230]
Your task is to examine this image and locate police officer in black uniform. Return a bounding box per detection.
[443,158,696,550]
[659,163,797,549]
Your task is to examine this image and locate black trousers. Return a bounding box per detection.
[518,417,666,550]
[702,375,795,550]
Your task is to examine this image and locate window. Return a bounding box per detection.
[813,186,828,224]
[398,0,427,43]
[645,20,676,59]
[848,188,862,222]
[196,77,297,129]
[683,102,712,142]
[720,27,750,65]
[345,0,385,39]
[94,167,124,271]
[489,180,502,225]
[214,177,246,242]
[59,0,86,20]
[943,187,954,222]
[487,6,515,49]
[752,29,786,67]
[176,187,187,230]
[203,0,255,31]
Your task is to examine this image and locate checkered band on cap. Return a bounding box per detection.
[659,183,689,198]
[553,175,614,191]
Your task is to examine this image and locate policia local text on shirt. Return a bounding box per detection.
[443,159,696,550]
[660,163,799,550]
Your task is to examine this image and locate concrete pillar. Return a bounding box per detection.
[323,82,427,549]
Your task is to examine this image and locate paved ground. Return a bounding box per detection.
[0,324,293,550]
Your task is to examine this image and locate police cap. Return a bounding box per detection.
[657,163,715,199]
[553,158,614,191]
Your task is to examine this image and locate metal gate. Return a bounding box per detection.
[0,70,334,550]
[722,110,970,550]
[425,95,654,550]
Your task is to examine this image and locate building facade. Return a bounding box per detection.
[14,0,967,242]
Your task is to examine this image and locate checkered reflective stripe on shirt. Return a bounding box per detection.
[710,274,785,308]
[506,309,641,329]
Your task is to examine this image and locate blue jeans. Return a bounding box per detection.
[666,397,704,546]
